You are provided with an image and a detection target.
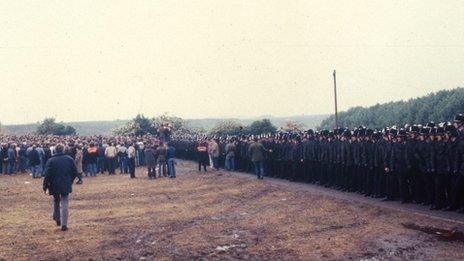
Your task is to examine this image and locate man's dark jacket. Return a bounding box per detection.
[28,148,41,166]
[43,153,78,196]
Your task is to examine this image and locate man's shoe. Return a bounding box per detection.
[54,218,61,226]
[444,206,458,212]
[61,226,68,231]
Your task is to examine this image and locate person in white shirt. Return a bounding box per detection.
[127,144,136,178]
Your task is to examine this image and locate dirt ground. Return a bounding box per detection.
[1,160,464,260]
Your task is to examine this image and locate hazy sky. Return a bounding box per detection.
[1,1,463,124]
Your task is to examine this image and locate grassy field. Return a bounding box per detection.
[1,160,464,260]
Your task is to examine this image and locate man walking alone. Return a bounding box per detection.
[43,144,78,231]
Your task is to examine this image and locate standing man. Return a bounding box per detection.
[127,143,136,178]
[156,142,167,177]
[196,141,209,172]
[452,114,464,213]
[117,143,128,174]
[225,138,236,171]
[137,140,146,166]
[18,143,28,173]
[104,143,117,175]
[1,144,8,174]
[97,143,106,174]
[166,142,176,178]
[430,126,449,210]
[74,144,83,184]
[390,129,409,203]
[86,143,98,177]
[209,138,220,171]
[43,144,78,231]
[7,144,16,175]
[144,144,157,179]
[248,137,271,179]
[28,145,41,178]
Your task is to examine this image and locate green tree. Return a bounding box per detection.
[319,87,464,129]
[151,113,193,134]
[113,114,155,135]
[246,119,277,135]
[36,118,76,135]
[113,113,197,136]
[134,114,155,135]
[210,120,244,136]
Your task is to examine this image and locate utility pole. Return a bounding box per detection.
[333,70,339,129]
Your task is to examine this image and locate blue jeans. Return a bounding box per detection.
[7,160,15,174]
[107,158,116,174]
[139,150,145,166]
[167,159,176,177]
[119,156,128,173]
[225,156,235,171]
[97,157,105,173]
[40,157,45,175]
[158,161,167,177]
[87,163,97,176]
[253,161,264,178]
[20,156,27,172]
[212,157,219,170]
[31,165,41,178]
[135,150,140,166]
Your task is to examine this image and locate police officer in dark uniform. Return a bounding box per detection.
[430,125,448,210]
[445,124,462,211]
[291,136,305,182]
[451,114,464,213]
[362,129,375,196]
[391,128,410,203]
[405,125,422,204]
[417,125,433,205]
[383,128,397,201]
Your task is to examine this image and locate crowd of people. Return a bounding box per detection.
[3,114,464,222]
[171,114,464,214]
[0,134,177,181]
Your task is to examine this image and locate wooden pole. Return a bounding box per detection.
[333,70,339,129]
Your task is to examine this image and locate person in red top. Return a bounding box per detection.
[196,141,209,172]
[86,143,98,177]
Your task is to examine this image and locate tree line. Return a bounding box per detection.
[27,114,304,136]
[112,114,281,136]
[319,87,464,130]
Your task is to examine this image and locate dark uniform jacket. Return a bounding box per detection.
[390,141,407,174]
[405,139,420,171]
[447,138,460,174]
[28,148,41,166]
[144,148,156,168]
[431,140,449,175]
[417,140,432,173]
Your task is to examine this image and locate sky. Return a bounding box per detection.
[1,0,463,124]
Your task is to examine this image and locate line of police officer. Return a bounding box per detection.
[172,114,464,213]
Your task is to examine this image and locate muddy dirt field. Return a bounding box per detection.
[1,160,464,260]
